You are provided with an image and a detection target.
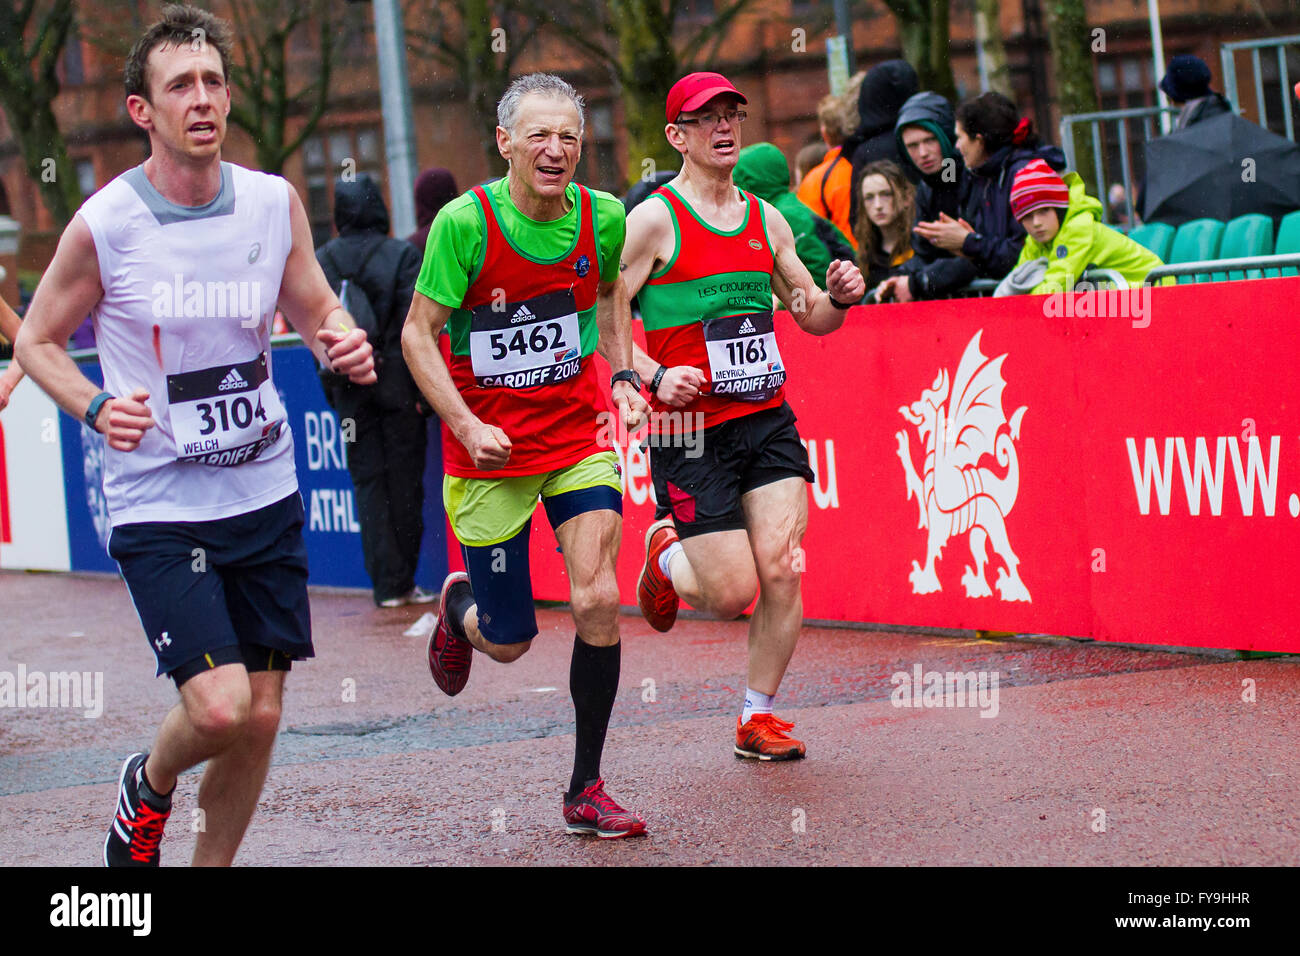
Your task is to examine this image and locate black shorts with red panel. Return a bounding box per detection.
[648,401,814,539]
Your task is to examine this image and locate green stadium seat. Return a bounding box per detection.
[1265,209,1300,277]
[1168,218,1225,284]
[1214,214,1273,280]
[1127,222,1175,261]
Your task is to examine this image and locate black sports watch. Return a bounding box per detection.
[610,369,642,392]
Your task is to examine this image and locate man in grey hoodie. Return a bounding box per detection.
[875,91,979,302]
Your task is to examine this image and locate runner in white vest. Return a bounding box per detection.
[15,4,374,867]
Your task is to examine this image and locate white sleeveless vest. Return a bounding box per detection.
[78,162,298,526]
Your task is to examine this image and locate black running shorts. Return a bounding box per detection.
[108,493,314,684]
[649,401,814,539]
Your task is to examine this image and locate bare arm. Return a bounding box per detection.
[622,197,707,406]
[595,274,648,431]
[765,199,864,335]
[0,294,25,412]
[276,182,375,384]
[0,293,20,343]
[400,291,512,470]
[13,216,141,432]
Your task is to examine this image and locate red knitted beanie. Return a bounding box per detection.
[1010,159,1069,221]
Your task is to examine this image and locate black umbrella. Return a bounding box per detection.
[1142,112,1300,225]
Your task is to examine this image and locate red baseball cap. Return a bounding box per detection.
[666,72,747,123]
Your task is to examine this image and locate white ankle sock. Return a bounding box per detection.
[742,688,773,723]
[658,541,683,579]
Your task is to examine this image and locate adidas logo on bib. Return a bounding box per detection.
[219,368,248,391]
[739,317,757,335]
[512,305,536,323]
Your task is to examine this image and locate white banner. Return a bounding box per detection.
[0,374,70,571]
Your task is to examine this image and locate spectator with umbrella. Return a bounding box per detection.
[1142,112,1300,225]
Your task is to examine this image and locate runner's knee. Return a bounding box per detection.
[483,639,532,663]
[753,544,802,595]
[187,694,251,741]
[245,695,282,745]
[709,576,758,619]
[569,575,620,621]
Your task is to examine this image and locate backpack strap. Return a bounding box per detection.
[325,235,387,282]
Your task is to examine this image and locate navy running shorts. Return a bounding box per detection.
[108,492,314,683]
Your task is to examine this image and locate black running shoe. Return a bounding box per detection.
[104,752,172,867]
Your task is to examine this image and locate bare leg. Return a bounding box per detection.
[554,508,622,647]
[191,670,285,866]
[144,663,252,794]
[671,528,758,618]
[739,478,808,696]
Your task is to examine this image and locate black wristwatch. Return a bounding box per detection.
[828,292,856,310]
[610,369,642,392]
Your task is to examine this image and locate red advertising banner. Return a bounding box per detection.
[446,278,1299,652]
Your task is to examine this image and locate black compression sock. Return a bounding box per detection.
[444,579,475,640]
[566,635,621,802]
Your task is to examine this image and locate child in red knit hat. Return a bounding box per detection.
[999,158,1164,295]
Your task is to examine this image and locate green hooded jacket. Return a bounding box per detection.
[1017,171,1165,294]
[732,142,855,290]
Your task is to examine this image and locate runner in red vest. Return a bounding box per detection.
[402,74,651,837]
[622,72,864,760]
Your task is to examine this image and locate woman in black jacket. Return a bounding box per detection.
[914,92,1066,281]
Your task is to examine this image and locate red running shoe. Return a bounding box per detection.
[563,779,648,838]
[427,571,473,696]
[637,518,680,632]
[734,713,806,761]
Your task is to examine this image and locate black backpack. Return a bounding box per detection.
[322,238,385,345]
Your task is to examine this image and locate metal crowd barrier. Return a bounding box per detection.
[1144,252,1300,283]
[1221,34,1300,141]
[960,267,1128,297]
[1058,106,1180,226]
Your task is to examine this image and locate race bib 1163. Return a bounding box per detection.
[703,310,786,402]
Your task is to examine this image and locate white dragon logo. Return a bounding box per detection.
[895,331,1031,602]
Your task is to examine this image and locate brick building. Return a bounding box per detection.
[1,0,1297,297]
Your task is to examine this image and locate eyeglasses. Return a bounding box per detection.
[674,109,747,132]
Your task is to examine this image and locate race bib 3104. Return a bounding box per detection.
[165,352,286,466]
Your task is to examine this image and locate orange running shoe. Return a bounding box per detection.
[735,713,806,761]
[636,518,680,632]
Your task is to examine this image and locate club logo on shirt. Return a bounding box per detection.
[248,242,261,264]
[574,254,590,277]
[748,239,762,251]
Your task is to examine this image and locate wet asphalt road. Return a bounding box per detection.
[1,571,1297,866]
